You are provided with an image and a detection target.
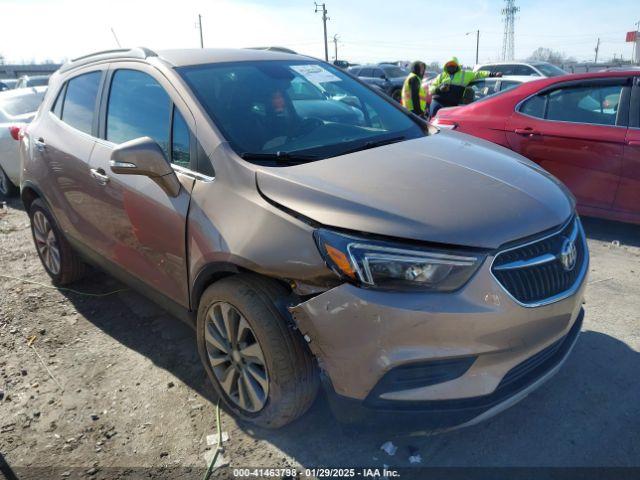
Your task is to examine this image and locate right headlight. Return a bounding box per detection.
[314,229,485,292]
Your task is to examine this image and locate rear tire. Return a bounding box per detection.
[197,274,319,428]
[29,198,86,285]
[0,166,18,198]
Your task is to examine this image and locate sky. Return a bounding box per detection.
[0,0,638,66]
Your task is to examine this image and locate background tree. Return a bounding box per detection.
[527,47,576,66]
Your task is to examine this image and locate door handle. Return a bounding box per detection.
[34,137,46,151]
[627,141,640,147]
[514,128,541,136]
[89,168,109,185]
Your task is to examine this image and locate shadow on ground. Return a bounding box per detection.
[581,215,640,247]
[55,216,639,469]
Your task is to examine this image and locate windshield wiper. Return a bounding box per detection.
[239,151,320,165]
[338,136,406,156]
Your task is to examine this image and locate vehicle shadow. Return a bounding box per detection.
[60,271,640,468]
[581,215,640,248]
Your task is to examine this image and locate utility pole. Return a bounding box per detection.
[333,34,339,61]
[466,30,480,65]
[197,14,204,49]
[315,3,329,61]
[594,37,600,63]
[110,27,122,48]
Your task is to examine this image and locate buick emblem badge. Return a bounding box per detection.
[559,237,578,271]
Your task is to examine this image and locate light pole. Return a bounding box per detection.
[466,30,480,65]
[333,34,339,61]
[197,14,204,49]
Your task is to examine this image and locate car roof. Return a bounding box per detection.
[59,47,318,75]
[497,75,541,82]
[477,61,548,66]
[157,48,309,67]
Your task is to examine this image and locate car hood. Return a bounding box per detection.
[256,131,573,249]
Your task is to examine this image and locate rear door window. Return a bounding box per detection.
[106,69,171,156]
[513,65,536,76]
[359,68,373,77]
[60,72,101,135]
[546,85,623,125]
[519,83,625,126]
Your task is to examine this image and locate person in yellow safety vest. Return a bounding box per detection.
[401,61,427,117]
[429,56,501,117]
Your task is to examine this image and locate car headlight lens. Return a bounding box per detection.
[314,229,484,291]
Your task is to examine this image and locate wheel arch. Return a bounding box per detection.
[190,262,294,313]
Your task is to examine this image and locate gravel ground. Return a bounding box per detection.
[1,196,639,479]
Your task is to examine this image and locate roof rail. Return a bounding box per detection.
[59,47,158,74]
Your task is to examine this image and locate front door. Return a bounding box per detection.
[506,79,629,212]
[85,64,197,307]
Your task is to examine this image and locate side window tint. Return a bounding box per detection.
[51,85,66,118]
[171,108,191,168]
[520,94,546,118]
[107,70,170,157]
[61,72,101,135]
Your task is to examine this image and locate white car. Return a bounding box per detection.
[474,61,567,78]
[0,86,46,196]
[466,74,539,100]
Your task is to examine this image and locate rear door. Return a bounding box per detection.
[86,63,197,307]
[35,69,105,242]
[614,75,640,218]
[506,78,630,211]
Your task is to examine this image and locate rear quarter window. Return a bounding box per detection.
[520,94,546,118]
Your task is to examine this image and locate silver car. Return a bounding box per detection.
[0,86,47,196]
[20,48,587,429]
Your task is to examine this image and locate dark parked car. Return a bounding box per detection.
[348,64,407,102]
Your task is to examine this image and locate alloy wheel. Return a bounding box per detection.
[32,211,61,275]
[204,301,269,412]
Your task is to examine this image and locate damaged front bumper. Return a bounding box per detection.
[289,257,586,429]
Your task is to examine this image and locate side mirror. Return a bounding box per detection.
[110,137,181,197]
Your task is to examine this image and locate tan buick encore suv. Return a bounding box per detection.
[20,48,588,429]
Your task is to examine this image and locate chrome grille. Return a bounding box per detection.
[491,217,587,306]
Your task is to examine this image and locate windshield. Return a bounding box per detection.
[382,66,406,78]
[534,63,567,77]
[0,90,45,116]
[178,60,425,162]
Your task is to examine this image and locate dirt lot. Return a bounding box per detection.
[1,195,639,479]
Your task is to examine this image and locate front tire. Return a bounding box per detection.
[0,166,18,198]
[29,198,85,285]
[197,274,319,428]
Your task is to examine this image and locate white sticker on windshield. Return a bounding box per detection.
[291,64,341,84]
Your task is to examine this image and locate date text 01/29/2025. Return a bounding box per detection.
[232,468,401,478]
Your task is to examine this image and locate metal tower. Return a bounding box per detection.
[501,0,519,61]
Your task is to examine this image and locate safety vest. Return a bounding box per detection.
[401,73,427,112]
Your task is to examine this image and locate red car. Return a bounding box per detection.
[431,71,640,225]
